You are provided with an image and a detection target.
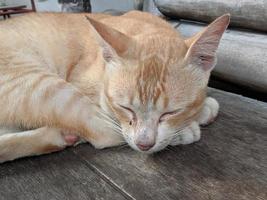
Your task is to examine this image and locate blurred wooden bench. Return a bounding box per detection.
[0,0,36,19]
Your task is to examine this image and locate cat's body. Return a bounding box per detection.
[0,11,229,162]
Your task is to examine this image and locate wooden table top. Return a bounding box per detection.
[0,88,266,200]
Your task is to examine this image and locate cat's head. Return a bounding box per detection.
[87,14,230,153]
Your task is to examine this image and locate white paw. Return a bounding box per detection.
[170,121,201,146]
[198,97,219,126]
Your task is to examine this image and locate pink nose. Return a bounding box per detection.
[136,143,155,151]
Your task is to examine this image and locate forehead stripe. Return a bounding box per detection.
[136,57,168,105]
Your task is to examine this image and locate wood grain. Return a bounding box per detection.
[72,88,267,200]
[154,0,267,32]
[0,149,128,200]
[0,88,266,200]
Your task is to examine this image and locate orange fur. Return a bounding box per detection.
[0,11,229,161]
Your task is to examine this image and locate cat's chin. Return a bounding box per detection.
[136,147,168,154]
[127,143,169,154]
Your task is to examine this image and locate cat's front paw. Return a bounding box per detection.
[40,127,80,151]
[60,129,82,146]
[170,121,201,146]
[198,97,219,126]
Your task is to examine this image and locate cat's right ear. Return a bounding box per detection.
[184,14,230,72]
[85,16,134,62]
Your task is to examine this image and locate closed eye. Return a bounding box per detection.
[118,105,137,125]
[118,104,133,113]
[118,104,136,117]
[159,108,183,123]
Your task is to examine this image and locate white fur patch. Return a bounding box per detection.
[198,97,219,125]
[170,121,201,146]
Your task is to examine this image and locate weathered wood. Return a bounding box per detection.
[59,0,91,13]
[0,88,266,200]
[0,149,128,200]
[91,0,144,12]
[173,21,267,93]
[208,76,267,102]
[72,88,267,200]
[0,5,26,11]
[0,9,33,16]
[154,0,267,32]
[0,0,36,19]
[30,0,36,12]
[143,0,162,16]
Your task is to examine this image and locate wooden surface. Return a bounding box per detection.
[154,0,267,32]
[0,88,266,200]
[0,5,26,11]
[0,0,36,18]
[142,0,162,16]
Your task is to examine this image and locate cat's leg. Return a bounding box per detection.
[61,128,124,149]
[0,127,79,163]
[198,97,219,126]
[0,126,20,136]
[170,121,201,146]
[0,66,105,144]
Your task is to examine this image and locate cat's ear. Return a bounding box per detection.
[86,16,133,62]
[184,14,230,71]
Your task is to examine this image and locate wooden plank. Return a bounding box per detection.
[0,89,266,199]
[0,9,33,16]
[72,88,267,200]
[30,0,36,12]
[0,149,128,200]
[154,0,267,32]
[143,0,162,16]
[208,76,267,102]
[0,5,26,11]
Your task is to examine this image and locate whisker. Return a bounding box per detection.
[98,111,121,128]
[165,119,194,140]
[94,110,124,137]
[98,117,121,131]
[115,142,129,150]
[97,109,121,126]
[98,112,120,126]
[165,146,173,152]
[168,122,190,135]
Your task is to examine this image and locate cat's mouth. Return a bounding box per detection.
[125,139,169,154]
[136,143,155,151]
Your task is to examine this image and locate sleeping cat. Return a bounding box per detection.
[0,11,229,162]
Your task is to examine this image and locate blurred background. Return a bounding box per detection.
[0,0,145,13]
[0,0,266,102]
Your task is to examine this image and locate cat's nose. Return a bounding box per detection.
[136,142,155,151]
[135,126,156,151]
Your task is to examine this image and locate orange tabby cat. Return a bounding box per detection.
[0,11,229,162]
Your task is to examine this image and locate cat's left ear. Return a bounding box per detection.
[184,14,230,71]
[86,16,134,62]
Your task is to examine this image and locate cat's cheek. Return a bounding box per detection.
[122,129,139,151]
[152,125,173,152]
